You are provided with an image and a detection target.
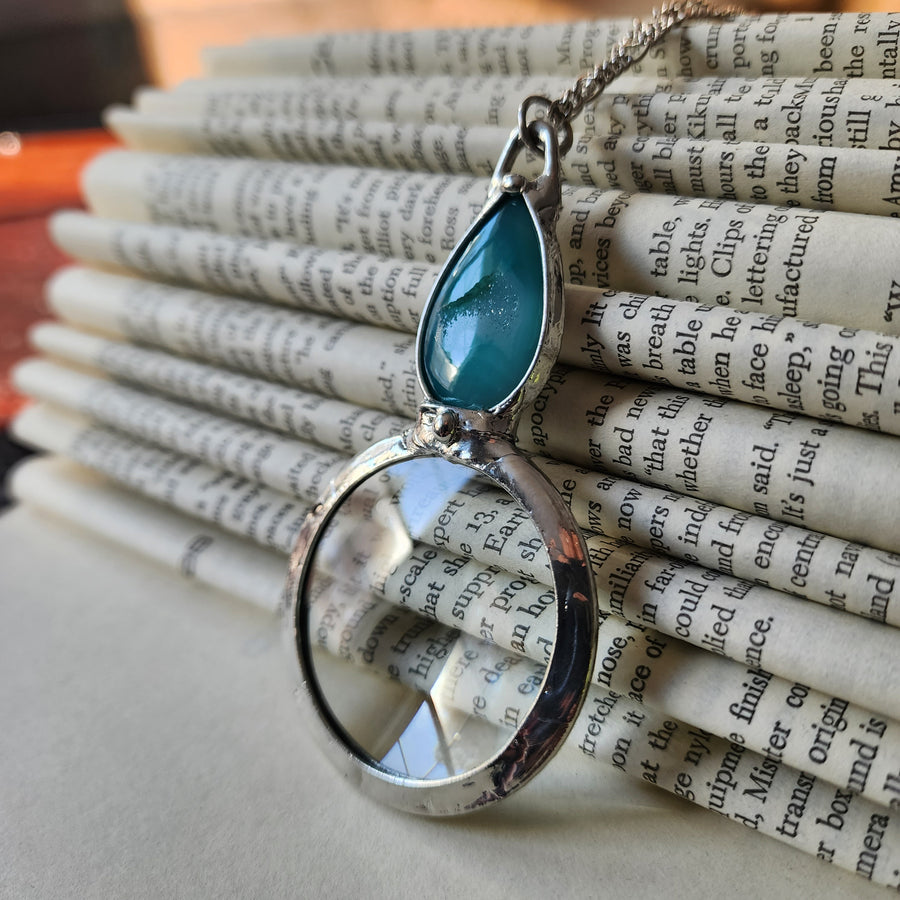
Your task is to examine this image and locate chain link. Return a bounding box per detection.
[519,1,742,155]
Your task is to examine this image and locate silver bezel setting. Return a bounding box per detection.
[415,122,565,432]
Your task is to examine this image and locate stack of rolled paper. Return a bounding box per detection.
[8,13,900,887]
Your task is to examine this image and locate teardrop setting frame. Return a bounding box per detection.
[285,123,598,815]
[416,121,566,439]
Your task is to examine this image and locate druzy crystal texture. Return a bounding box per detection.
[420,194,544,410]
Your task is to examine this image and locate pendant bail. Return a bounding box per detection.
[516,97,574,157]
[489,120,561,222]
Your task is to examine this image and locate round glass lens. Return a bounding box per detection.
[299,456,557,784]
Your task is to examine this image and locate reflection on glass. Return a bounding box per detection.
[303,457,554,782]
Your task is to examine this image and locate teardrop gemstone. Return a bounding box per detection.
[420,193,544,410]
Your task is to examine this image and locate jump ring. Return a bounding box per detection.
[518,95,575,157]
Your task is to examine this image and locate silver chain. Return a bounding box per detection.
[518,1,742,155]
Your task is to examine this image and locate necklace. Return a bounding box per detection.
[286,2,739,815]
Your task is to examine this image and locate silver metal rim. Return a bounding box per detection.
[284,427,597,815]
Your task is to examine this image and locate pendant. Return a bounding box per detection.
[285,122,597,815]
[419,122,565,420]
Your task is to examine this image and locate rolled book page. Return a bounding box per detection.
[128,72,900,127]
[10,395,900,729]
[200,14,900,82]
[49,211,437,332]
[8,455,286,611]
[107,69,900,219]
[26,326,414,453]
[27,329,900,625]
[13,359,350,503]
[11,404,310,555]
[79,153,900,334]
[518,368,900,555]
[48,215,900,436]
[43,269,900,553]
[104,109,900,218]
[46,266,424,418]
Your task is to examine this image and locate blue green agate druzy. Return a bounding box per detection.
[420,193,545,410]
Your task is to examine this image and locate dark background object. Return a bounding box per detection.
[0,0,150,132]
[0,431,33,508]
